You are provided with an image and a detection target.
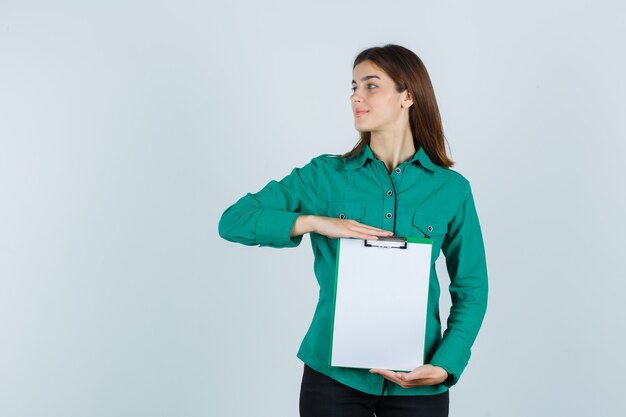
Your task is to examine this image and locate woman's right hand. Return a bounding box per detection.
[296,215,394,240]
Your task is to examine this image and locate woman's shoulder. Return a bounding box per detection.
[282,153,347,184]
[303,152,348,172]
[434,164,472,188]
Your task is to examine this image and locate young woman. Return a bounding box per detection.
[218,44,488,417]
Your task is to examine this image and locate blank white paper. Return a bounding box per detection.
[331,237,432,371]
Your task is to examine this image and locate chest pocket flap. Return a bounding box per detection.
[328,201,367,221]
[411,210,448,238]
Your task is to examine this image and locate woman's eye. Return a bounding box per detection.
[351,84,377,92]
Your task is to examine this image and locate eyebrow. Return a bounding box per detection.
[351,75,381,84]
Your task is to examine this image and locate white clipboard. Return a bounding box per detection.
[329,235,432,372]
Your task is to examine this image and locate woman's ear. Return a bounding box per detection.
[402,90,413,109]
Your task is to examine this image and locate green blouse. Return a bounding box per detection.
[218,142,489,396]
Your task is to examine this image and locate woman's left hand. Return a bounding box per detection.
[369,364,449,388]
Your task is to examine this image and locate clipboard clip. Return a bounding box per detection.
[363,236,407,249]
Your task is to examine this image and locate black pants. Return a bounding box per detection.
[299,364,449,417]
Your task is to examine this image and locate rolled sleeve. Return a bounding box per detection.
[256,209,303,248]
[429,181,489,387]
[218,158,319,249]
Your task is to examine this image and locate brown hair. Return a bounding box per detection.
[341,44,454,168]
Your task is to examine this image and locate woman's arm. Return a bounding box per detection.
[218,158,320,248]
[290,214,394,240]
[218,156,394,247]
[428,181,489,388]
[289,214,316,238]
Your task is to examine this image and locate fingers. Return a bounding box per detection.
[349,220,392,234]
[356,233,381,240]
[370,369,407,387]
[348,222,394,238]
[353,230,392,240]
[325,218,393,240]
[370,368,437,388]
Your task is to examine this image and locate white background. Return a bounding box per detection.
[1,1,625,416]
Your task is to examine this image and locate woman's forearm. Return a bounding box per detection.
[290,215,318,238]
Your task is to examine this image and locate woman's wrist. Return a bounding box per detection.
[290,214,318,237]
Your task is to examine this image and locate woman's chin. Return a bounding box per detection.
[354,122,373,132]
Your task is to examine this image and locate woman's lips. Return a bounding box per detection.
[355,111,369,117]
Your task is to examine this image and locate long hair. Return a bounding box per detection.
[341,44,454,168]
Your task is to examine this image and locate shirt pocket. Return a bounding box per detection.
[327,201,367,222]
[411,210,449,262]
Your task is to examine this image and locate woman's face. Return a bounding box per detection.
[351,60,411,133]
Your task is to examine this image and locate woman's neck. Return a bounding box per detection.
[369,130,416,173]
